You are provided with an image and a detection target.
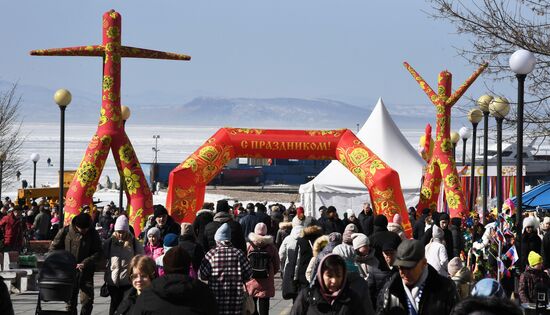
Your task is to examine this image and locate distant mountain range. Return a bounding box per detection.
[2,80,432,129]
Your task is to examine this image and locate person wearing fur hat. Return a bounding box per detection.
[369,215,402,271]
[132,247,218,314]
[343,208,363,233]
[305,235,329,282]
[520,216,542,271]
[447,257,472,300]
[425,225,449,276]
[293,225,324,290]
[387,213,406,240]
[144,227,163,262]
[245,222,281,315]
[103,215,144,315]
[178,222,204,279]
[49,212,102,315]
[290,254,369,314]
[200,223,252,315]
[275,219,293,248]
[519,251,550,304]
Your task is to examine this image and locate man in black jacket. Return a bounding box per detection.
[377,239,459,315]
[358,202,374,236]
[413,208,430,240]
[369,215,402,271]
[49,212,102,315]
[203,200,246,252]
[318,206,345,234]
[150,205,181,239]
[0,276,14,315]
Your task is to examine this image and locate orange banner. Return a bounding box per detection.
[166,128,413,237]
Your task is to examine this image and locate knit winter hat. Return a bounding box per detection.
[351,233,369,250]
[147,227,160,239]
[393,213,402,225]
[114,215,129,232]
[523,216,536,228]
[528,251,543,267]
[153,205,168,218]
[447,257,463,277]
[342,224,358,245]
[163,233,179,247]
[73,212,92,229]
[215,223,231,242]
[346,209,355,218]
[438,213,450,222]
[180,222,194,237]
[163,246,191,275]
[374,215,388,228]
[471,278,505,298]
[254,222,268,236]
[432,225,444,240]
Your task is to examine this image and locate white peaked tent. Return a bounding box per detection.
[299,98,425,217]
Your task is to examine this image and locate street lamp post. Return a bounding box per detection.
[477,95,493,222]
[152,135,160,192]
[459,127,471,166]
[54,88,71,222]
[509,49,536,254]
[468,109,483,212]
[489,97,510,214]
[31,153,40,188]
[450,131,460,162]
[0,152,6,198]
[119,105,131,212]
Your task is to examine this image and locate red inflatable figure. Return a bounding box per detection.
[31,10,191,236]
[404,62,487,218]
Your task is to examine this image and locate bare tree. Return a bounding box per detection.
[0,84,25,191]
[428,0,550,145]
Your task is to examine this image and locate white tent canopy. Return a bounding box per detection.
[299,98,425,218]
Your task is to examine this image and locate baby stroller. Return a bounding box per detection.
[35,250,78,315]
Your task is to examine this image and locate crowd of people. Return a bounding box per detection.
[1,196,550,315]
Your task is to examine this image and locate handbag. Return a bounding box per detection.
[100,283,110,297]
[242,287,255,315]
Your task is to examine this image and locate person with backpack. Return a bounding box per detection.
[245,222,280,315]
[103,215,143,315]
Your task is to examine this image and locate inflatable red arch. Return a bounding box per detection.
[167,127,412,237]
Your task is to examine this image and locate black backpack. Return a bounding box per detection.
[247,242,271,279]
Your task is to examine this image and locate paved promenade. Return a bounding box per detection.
[11,273,293,314]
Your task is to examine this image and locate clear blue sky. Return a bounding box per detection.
[0,1,514,115]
